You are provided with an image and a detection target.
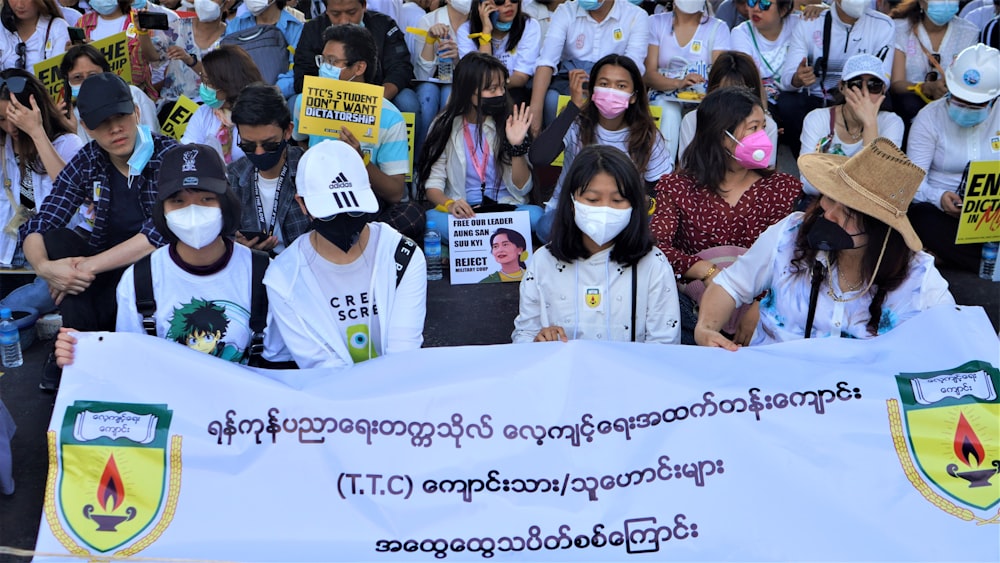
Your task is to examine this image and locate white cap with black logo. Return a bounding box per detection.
[296,140,379,219]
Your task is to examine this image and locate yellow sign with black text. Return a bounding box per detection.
[34,32,133,103]
[298,76,383,144]
[956,160,1000,244]
[160,96,200,140]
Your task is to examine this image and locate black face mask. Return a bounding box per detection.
[807,216,857,251]
[244,139,287,172]
[311,213,370,253]
[480,95,506,119]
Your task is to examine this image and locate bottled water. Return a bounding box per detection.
[980,241,999,281]
[425,221,443,281]
[0,308,22,368]
[436,34,453,83]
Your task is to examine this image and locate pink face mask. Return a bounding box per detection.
[726,129,772,169]
[590,87,632,119]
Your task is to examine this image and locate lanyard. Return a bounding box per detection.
[253,163,287,237]
[748,26,781,85]
[462,121,490,198]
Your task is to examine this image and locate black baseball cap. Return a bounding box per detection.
[76,73,135,130]
[156,144,229,201]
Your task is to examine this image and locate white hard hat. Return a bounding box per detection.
[945,44,1000,104]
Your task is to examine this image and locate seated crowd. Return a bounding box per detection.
[0,0,991,390]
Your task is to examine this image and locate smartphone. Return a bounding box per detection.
[136,11,169,31]
[68,26,86,44]
[489,11,499,27]
[239,230,267,241]
[581,80,589,92]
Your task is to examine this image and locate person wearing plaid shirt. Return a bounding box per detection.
[20,73,177,391]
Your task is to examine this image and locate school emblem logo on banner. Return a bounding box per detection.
[889,362,1000,524]
[45,401,181,556]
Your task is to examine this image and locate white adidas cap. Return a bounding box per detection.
[296,140,379,219]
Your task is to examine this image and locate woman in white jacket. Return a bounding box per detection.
[417,52,542,242]
[265,140,427,369]
[512,145,681,345]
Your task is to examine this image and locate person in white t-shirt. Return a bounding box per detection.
[264,140,427,370]
[729,0,800,111]
[55,143,286,367]
[0,0,70,71]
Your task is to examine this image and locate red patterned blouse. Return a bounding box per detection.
[650,172,803,277]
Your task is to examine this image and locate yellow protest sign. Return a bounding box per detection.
[402,111,415,183]
[549,95,661,167]
[956,160,1000,244]
[160,96,200,140]
[34,32,133,103]
[298,76,383,144]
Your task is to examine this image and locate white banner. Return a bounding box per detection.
[35,305,1000,561]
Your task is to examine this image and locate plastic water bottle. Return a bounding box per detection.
[425,221,443,281]
[0,308,22,368]
[436,35,453,83]
[980,241,999,281]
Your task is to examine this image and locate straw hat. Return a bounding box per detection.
[798,138,925,252]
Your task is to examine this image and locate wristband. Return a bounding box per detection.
[136,28,149,36]
[186,53,198,67]
[478,33,492,46]
[908,82,932,104]
[504,136,531,157]
[444,198,455,209]
[701,264,718,281]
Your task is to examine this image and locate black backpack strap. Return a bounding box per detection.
[818,11,832,105]
[248,249,270,363]
[394,236,417,288]
[133,255,157,337]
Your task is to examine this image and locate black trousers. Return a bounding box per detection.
[772,92,825,156]
[43,228,127,332]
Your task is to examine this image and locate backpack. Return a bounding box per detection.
[134,249,271,366]
[221,25,290,85]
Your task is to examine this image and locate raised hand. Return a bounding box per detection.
[506,102,532,147]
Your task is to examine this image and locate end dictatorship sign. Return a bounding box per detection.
[34,305,1000,561]
[299,75,383,144]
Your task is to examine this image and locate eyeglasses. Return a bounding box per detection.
[746,0,772,10]
[946,94,990,110]
[844,78,885,93]
[237,139,285,153]
[15,42,26,71]
[315,55,350,68]
[0,76,28,95]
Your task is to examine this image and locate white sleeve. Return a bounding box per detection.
[114,266,145,335]
[798,108,830,196]
[765,114,779,167]
[510,18,541,77]
[456,21,477,59]
[876,111,905,148]
[642,249,681,344]
[624,9,651,71]
[678,112,696,163]
[908,106,945,208]
[511,254,545,343]
[180,106,210,146]
[536,4,571,70]
[264,283,350,370]
[385,246,427,355]
[413,12,438,80]
[713,218,785,306]
[709,19,732,52]
[131,86,161,132]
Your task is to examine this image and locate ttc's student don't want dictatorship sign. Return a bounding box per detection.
[298,75,383,144]
[34,305,1000,562]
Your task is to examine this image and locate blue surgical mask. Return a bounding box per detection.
[925,0,958,26]
[90,0,120,15]
[70,84,81,99]
[128,125,154,176]
[132,0,148,9]
[319,63,342,80]
[577,0,604,10]
[628,0,643,4]
[199,83,224,109]
[947,102,990,127]
[495,19,513,31]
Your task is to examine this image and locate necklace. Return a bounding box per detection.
[841,109,863,141]
[827,263,868,303]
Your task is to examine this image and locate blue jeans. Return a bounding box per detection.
[542,77,571,128]
[0,276,57,316]
[414,82,452,158]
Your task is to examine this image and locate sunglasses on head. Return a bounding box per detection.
[237,139,285,153]
[746,0,773,10]
[15,42,26,71]
[845,78,885,92]
[0,75,28,95]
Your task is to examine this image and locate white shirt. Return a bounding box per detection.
[254,173,287,254]
[536,0,650,73]
[180,105,245,164]
[730,16,800,101]
[0,15,70,70]
[512,245,681,344]
[456,17,542,78]
[648,12,731,84]
[781,7,895,99]
[909,97,1000,209]
[91,14,127,41]
[893,18,979,85]
[412,7,462,81]
[798,107,904,195]
[679,111,779,168]
[964,7,999,31]
[116,243,285,364]
[714,213,955,345]
[264,222,427,370]
[522,0,556,37]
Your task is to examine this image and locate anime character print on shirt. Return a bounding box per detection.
[166,298,248,363]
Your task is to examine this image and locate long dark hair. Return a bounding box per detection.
[468,0,528,53]
[575,54,660,177]
[680,86,765,193]
[707,51,767,107]
[416,53,511,200]
[550,145,653,267]
[790,201,914,336]
[201,45,265,107]
[491,227,527,269]
[0,68,73,177]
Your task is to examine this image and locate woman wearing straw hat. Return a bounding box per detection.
[695,138,954,349]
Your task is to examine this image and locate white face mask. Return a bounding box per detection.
[839,0,867,19]
[573,200,632,247]
[673,0,705,14]
[449,0,472,15]
[165,205,223,249]
[244,0,273,16]
[194,0,222,21]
